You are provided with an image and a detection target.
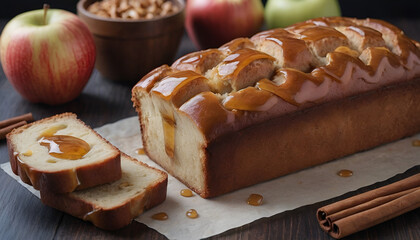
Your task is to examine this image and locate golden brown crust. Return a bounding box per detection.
[202,79,420,198]
[40,153,168,230]
[6,113,121,193]
[133,17,420,143]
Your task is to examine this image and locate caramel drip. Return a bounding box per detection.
[180,189,194,197]
[412,140,420,147]
[336,26,386,53]
[257,69,324,106]
[356,18,420,63]
[252,28,296,40]
[152,212,168,220]
[334,46,359,58]
[286,21,321,32]
[152,71,205,98]
[173,51,209,66]
[217,48,275,79]
[223,87,277,111]
[134,65,173,92]
[186,209,199,219]
[311,17,354,27]
[161,113,175,158]
[268,37,310,58]
[318,52,369,83]
[363,47,401,72]
[337,169,353,177]
[39,135,90,160]
[219,38,255,53]
[345,26,382,38]
[179,92,232,139]
[39,124,67,138]
[172,49,224,74]
[298,26,347,42]
[251,28,312,71]
[136,148,146,155]
[286,16,355,31]
[247,194,263,206]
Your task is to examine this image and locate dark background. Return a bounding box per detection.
[0,0,419,19]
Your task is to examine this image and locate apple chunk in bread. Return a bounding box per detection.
[149,70,210,159]
[133,90,218,195]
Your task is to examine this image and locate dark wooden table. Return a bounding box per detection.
[1,18,419,240]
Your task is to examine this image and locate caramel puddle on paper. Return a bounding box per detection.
[247,194,263,206]
[186,209,199,219]
[412,140,420,146]
[152,212,168,221]
[136,148,146,155]
[337,169,353,177]
[180,189,194,197]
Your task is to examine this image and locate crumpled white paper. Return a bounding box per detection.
[2,116,419,240]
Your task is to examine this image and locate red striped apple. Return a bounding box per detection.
[186,0,264,50]
[0,5,95,105]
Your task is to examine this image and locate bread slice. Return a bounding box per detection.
[7,113,121,193]
[40,153,168,230]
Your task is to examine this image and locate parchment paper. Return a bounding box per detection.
[2,116,419,239]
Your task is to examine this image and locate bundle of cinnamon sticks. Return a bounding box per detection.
[317,173,420,239]
[0,113,33,139]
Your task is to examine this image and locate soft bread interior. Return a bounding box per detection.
[136,90,207,194]
[70,155,164,209]
[10,115,118,171]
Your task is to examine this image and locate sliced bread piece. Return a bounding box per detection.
[7,113,121,193]
[40,153,168,230]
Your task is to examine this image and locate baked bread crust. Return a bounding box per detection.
[132,17,420,198]
[205,79,420,196]
[40,153,168,230]
[7,113,121,193]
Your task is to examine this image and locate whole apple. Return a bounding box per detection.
[0,6,95,105]
[265,0,341,28]
[186,0,264,50]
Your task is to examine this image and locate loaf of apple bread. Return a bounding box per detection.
[132,17,420,198]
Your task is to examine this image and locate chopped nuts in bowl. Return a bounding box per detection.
[87,0,180,19]
[77,0,185,84]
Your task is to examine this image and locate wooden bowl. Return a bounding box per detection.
[77,0,185,84]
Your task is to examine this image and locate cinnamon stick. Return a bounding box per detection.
[0,121,27,139]
[317,173,420,239]
[0,113,33,129]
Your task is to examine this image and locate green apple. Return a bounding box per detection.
[265,0,341,29]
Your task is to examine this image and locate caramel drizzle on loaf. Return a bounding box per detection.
[133,17,420,142]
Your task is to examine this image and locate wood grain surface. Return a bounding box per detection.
[0,18,419,240]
